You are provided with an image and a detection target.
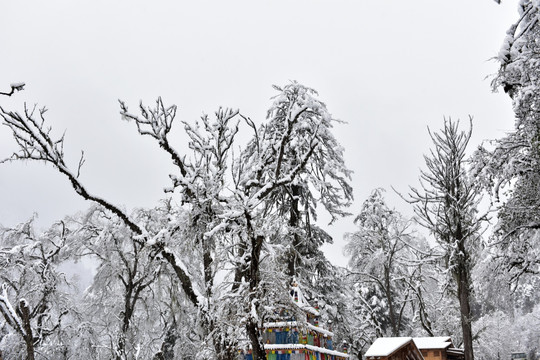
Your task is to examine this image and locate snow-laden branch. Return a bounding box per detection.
[119,98,189,177]
[1,104,142,235]
[1,101,207,320]
[274,106,307,179]
[159,246,203,308]
[0,284,26,337]
[0,82,25,97]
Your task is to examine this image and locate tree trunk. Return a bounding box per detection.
[19,300,35,360]
[455,216,474,360]
[246,319,265,360]
[153,325,177,359]
[384,266,399,336]
[247,234,265,360]
[287,184,301,278]
[457,260,474,360]
[415,286,434,336]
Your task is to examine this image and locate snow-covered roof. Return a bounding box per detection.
[264,343,348,358]
[413,336,452,350]
[364,337,413,357]
[264,321,298,329]
[263,321,334,337]
[291,284,320,316]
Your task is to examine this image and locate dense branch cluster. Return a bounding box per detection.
[473,0,540,283]
[0,82,354,359]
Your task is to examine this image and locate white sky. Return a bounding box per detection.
[0,1,517,266]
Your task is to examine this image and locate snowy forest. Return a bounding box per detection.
[1,1,540,360]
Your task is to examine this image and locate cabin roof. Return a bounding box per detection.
[413,336,452,350]
[447,347,465,356]
[364,337,413,357]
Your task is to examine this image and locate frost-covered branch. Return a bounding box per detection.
[274,106,307,179]
[1,100,203,332]
[119,98,189,177]
[158,246,202,307]
[1,104,142,235]
[0,82,25,97]
[0,284,26,337]
[0,286,37,359]
[253,136,319,202]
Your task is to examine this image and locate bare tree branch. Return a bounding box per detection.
[0,83,25,97]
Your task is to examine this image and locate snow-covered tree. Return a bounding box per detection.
[0,218,74,359]
[243,84,353,279]
[407,119,485,360]
[473,248,540,359]
[1,82,352,360]
[473,0,540,285]
[231,83,353,357]
[473,304,540,360]
[345,189,417,337]
[64,205,167,359]
[343,188,455,359]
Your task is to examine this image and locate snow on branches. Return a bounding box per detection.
[1,81,352,360]
[473,0,540,282]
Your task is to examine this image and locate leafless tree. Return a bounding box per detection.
[406,118,486,360]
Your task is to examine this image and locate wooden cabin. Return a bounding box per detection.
[413,337,464,360]
[364,337,424,360]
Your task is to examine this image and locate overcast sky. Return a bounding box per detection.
[0,1,518,265]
